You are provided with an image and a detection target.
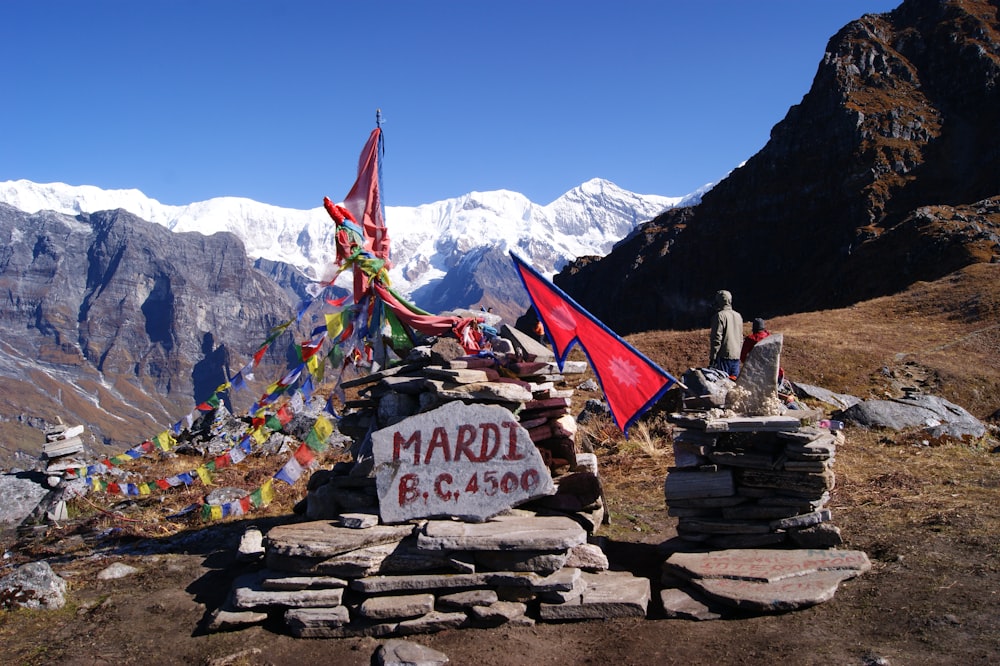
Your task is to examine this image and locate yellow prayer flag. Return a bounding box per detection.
[313,415,334,441]
[195,466,213,486]
[325,312,344,338]
[138,483,151,496]
[251,427,268,445]
[260,478,274,505]
[306,354,320,376]
[154,430,175,451]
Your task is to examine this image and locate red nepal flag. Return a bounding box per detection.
[511,252,679,437]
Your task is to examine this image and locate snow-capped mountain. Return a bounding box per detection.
[0,178,709,319]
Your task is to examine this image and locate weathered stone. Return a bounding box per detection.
[437,589,499,610]
[738,468,835,495]
[372,402,555,523]
[0,472,50,527]
[838,393,986,440]
[537,571,650,620]
[704,416,803,432]
[396,610,469,636]
[474,550,569,575]
[206,607,269,631]
[0,561,67,610]
[97,562,140,580]
[265,521,414,560]
[564,543,609,571]
[663,469,735,500]
[378,392,421,427]
[375,638,451,666]
[659,588,722,621]
[260,572,348,590]
[351,568,581,595]
[787,523,844,548]
[678,518,772,535]
[770,509,832,530]
[468,600,529,626]
[501,324,555,362]
[231,571,345,609]
[340,512,380,529]
[663,548,872,583]
[417,514,586,551]
[360,593,436,620]
[284,606,355,637]
[791,382,861,410]
[729,334,783,416]
[692,569,860,612]
[423,379,534,404]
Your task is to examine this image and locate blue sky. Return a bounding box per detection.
[2,1,901,210]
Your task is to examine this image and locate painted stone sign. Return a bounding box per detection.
[372,402,555,523]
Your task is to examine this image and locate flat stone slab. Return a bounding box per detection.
[372,402,555,523]
[232,574,345,610]
[352,567,581,595]
[704,415,804,432]
[418,514,586,551]
[284,606,356,638]
[396,610,469,636]
[360,593,436,620]
[265,521,415,559]
[538,570,650,620]
[692,569,859,612]
[376,639,451,666]
[659,588,722,621]
[664,548,871,583]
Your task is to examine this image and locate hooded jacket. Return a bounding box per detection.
[710,290,743,364]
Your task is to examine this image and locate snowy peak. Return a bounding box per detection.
[0,177,708,318]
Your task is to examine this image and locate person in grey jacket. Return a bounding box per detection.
[709,289,744,378]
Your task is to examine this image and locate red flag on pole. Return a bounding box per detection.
[343,127,390,263]
[511,252,679,437]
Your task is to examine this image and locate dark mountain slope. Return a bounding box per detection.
[554,0,1000,334]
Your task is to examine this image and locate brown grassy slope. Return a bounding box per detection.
[624,262,1000,420]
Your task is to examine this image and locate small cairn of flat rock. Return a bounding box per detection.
[210,325,651,637]
[660,333,871,618]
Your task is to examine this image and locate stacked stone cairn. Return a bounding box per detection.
[211,324,652,637]
[659,334,871,619]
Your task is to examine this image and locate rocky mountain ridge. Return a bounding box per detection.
[552,0,1000,334]
[1,177,695,323]
[0,203,300,451]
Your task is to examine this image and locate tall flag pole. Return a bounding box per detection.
[510,251,682,437]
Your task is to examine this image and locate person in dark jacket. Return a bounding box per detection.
[709,289,743,378]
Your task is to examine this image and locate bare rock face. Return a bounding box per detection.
[554,0,1000,333]
[0,204,298,449]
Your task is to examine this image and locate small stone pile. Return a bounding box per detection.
[42,420,85,461]
[663,334,842,549]
[664,413,842,549]
[657,332,867,619]
[211,326,652,636]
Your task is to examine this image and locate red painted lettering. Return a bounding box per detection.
[501,421,524,460]
[434,473,454,501]
[454,424,480,462]
[398,473,420,506]
[424,426,452,464]
[393,431,422,465]
[479,423,501,461]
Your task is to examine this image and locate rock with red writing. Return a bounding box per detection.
[372,402,556,523]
